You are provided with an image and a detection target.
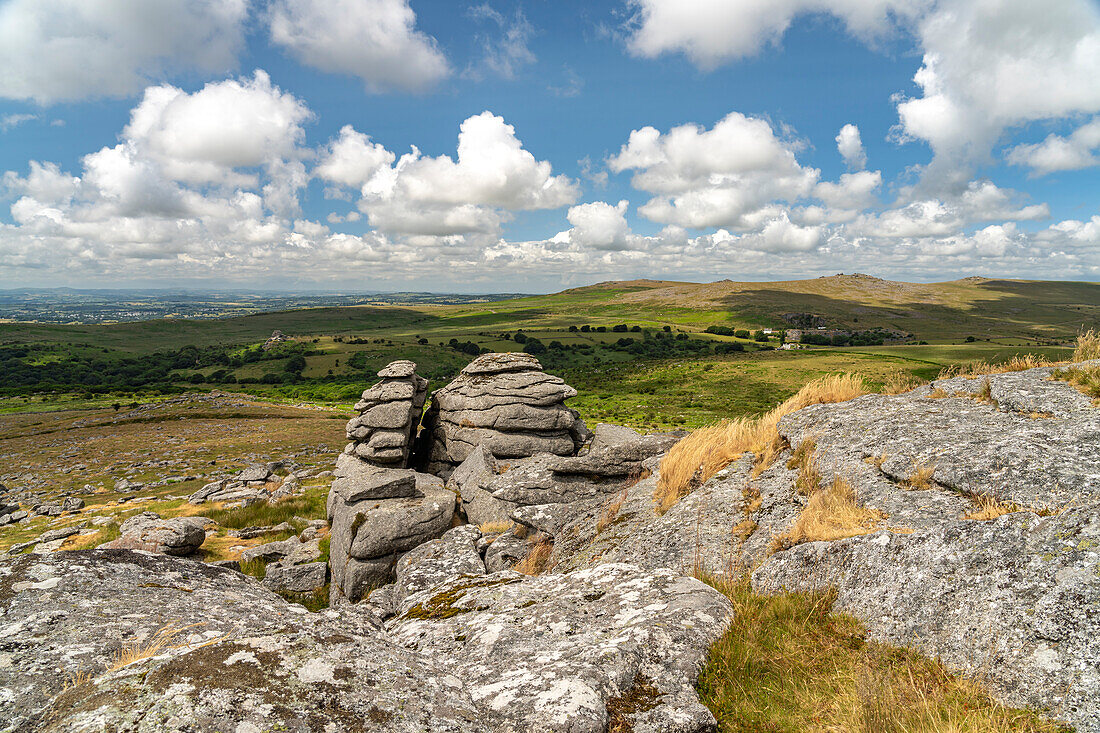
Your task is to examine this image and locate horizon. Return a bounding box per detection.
[1,1,1098,290]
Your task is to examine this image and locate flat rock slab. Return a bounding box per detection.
[388,563,734,733]
[781,369,1100,509]
[331,454,417,502]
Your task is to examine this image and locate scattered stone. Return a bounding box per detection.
[60,496,84,512]
[235,463,272,482]
[99,512,207,556]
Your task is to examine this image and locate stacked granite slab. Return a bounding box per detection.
[326,457,455,603]
[420,353,589,477]
[343,360,428,468]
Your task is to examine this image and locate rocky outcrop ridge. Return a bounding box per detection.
[0,549,732,732]
[420,353,590,477]
[547,363,1100,732]
[344,360,428,467]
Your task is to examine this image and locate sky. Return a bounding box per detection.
[0,0,1098,292]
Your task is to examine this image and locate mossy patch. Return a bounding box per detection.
[606,673,663,733]
[402,575,521,620]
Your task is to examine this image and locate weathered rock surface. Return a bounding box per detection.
[388,562,734,733]
[420,353,589,476]
[447,445,515,525]
[327,469,457,602]
[0,550,733,733]
[344,360,428,468]
[99,512,208,556]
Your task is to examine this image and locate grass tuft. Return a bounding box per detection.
[514,536,554,575]
[695,575,1070,733]
[1050,363,1100,402]
[596,490,629,534]
[771,476,885,552]
[882,371,924,395]
[938,354,1053,380]
[1074,329,1100,362]
[901,463,937,491]
[108,622,203,673]
[655,374,867,513]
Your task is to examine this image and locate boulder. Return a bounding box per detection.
[327,471,457,603]
[330,453,417,501]
[446,445,515,525]
[99,512,207,556]
[60,497,84,512]
[263,561,328,593]
[235,463,272,482]
[483,529,530,573]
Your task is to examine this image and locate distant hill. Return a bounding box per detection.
[1,275,1096,353]
[524,274,1100,342]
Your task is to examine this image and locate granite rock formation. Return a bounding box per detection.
[420,353,590,477]
[344,360,428,467]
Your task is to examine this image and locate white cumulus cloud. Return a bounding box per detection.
[836,124,867,170]
[0,0,248,103]
[269,0,450,93]
[625,0,918,68]
[608,111,819,230]
[1007,118,1100,176]
[358,111,579,236]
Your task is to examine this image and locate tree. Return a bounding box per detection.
[284,355,307,374]
[753,331,769,342]
[523,337,546,355]
[513,332,528,344]
[568,325,578,332]
[112,402,121,412]
[734,330,750,339]
[612,324,628,332]
[662,325,671,332]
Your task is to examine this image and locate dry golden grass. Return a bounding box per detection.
[1050,363,1100,402]
[514,536,554,575]
[882,370,924,395]
[939,354,1054,380]
[64,669,96,690]
[655,374,868,513]
[786,438,822,496]
[927,387,949,399]
[596,490,629,534]
[771,477,885,551]
[963,493,1066,521]
[1074,329,1100,362]
[696,575,1069,733]
[901,463,936,491]
[477,521,513,535]
[108,622,203,673]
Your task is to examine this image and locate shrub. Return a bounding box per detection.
[513,332,528,344]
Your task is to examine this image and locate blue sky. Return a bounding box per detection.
[0,0,1098,291]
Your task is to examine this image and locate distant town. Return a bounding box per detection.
[0,289,529,324]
